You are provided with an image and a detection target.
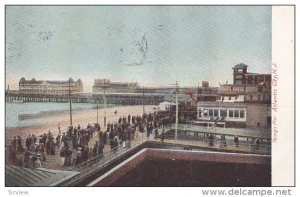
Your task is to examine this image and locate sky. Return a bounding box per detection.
[6,6,272,92]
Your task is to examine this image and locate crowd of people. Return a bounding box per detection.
[7,105,263,169]
[6,110,172,169]
[7,131,60,168]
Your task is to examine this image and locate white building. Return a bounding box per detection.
[197,102,246,122]
[19,77,83,96]
[196,102,271,129]
[159,101,176,111]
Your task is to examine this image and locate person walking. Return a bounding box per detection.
[161,129,165,143]
[155,129,158,139]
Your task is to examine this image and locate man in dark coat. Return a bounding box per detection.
[161,130,165,143]
[128,114,131,124]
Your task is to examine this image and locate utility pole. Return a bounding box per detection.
[170,81,179,141]
[175,81,179,141]
[68,78,73,127]
[142,86,145,115]
[96,94,99,124]
[103,85,107,127]
[198,82,200,102]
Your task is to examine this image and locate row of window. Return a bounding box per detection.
[20,90,72,95]
[245,94,271,101]
[220,94,270,102]
[226,86,269,92]
[199,108,246,119]
[20,86,77,90]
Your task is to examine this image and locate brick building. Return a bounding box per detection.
[197,63,271,129]
[197,81,219,102]
[219,63,271,103]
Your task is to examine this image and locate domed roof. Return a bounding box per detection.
[77,79,82,84]
[19,77,26,83]
[233,63,248,69]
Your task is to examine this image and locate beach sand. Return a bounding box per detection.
[6,105,157,140]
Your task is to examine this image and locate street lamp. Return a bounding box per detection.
[170,81,179,141]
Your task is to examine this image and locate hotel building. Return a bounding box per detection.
[19,77,83,96]
[92,79,139,93]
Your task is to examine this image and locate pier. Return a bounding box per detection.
[5,90,165,105]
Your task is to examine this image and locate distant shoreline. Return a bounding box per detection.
[17,104,116,121]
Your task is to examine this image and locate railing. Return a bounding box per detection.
[170,124,271,139]
[158,133,271,155]
[63,133,147,186]
[62,133,270,186]
[171,124,220,130]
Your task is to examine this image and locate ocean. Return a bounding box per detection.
[5,102,115,128]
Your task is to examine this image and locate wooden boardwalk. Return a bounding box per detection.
[6,125,271,175]
[25,130,146,171]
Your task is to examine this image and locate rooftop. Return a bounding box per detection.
[19,77,81,85]
[5,165,79,186]
[233,63,249,69]
[90,148,271,187]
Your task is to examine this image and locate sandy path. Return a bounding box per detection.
[6,105,157,140]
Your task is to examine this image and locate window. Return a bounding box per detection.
[235,74,243,79]
[234,110,239,118]
[203,109,208,117]
[209,109,213,117]
[229,110,234,118]
[235,80,243,85]
[238,69,244,73]
[220,109,227,117]
[240,110,245,118]
[214,109,219,117]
